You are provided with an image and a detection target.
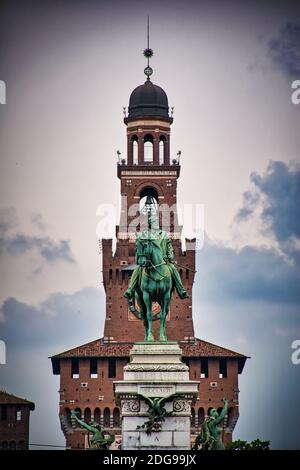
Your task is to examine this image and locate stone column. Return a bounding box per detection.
[115,342,199,450]
[127,133,133,165]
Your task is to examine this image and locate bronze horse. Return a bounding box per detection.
[132,237,173,341]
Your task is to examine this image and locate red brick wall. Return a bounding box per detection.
[58,356,239,449]
[0,404,31,449]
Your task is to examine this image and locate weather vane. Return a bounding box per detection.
[143,16,153,80]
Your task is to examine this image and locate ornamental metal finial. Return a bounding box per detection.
[143,16,153,80]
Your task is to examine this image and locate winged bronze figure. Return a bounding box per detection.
[136,393,179,434]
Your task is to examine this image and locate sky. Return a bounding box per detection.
[0,0,300,450]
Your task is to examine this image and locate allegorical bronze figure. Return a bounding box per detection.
[71,410,114,450]
[192,398,228,450]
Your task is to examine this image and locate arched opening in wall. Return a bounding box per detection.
[84,408,91,423]
[217,407,223,415]
[109,269,113,282]
[103,408,110,427]
[132,135,138,165]
[2,441,8,450]
[144,134,153,163]
[9,441,16,450]
[74,407,82,420]
[207,407,213,416]
[139,187,159,229]
[64,407,72,427]
[159,136,166,165]
[227,407,234,428]
[18,440,25,450]
[198,407,205,425]
[191,407,195,427]
[94,408,100,424]
[113,407,120,427]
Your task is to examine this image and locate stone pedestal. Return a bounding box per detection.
[114,342,199,450]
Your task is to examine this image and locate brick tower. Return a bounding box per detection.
[51,52,247,450]
[0,391,35,450]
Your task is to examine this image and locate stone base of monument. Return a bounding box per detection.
[114,342,199,450]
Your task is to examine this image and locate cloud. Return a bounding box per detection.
[196,238,300,304]
[0,207,19,235]
[31,213,46,232]
[0,285,105,449]
[0,208,75,264]
[235,161,300,261]
[0,286,104,349]
[0,234,75,263]
[268,22,300,77]
[236,190,260,222]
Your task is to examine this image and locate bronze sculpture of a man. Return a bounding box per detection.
[124,216,188,301]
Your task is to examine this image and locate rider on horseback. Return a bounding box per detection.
[124,215,188,301]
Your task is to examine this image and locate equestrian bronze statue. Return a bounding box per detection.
[124,216,188,342]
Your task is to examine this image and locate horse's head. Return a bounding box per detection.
[136,239,152,267]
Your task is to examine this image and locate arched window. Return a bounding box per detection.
[94,408,100,424]
[159,137,165,165]
[103,408,110,427]
[207,407,213,416]
[64,407,72,427]
[74,407,82,420]
[139,187,158,212]
[198,407,205,426]
[9,441,16,450]
[191,407,196,427]
[84,408,91,423]
[113,407,120,427]
[2,441,8,450]
[144,134,153,163]
[132,137,138,165]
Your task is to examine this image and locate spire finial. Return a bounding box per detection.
[143,16,153,81]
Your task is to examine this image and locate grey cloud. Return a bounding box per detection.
[250,161,300,243]
[0,234,75,263]
[235,190,260,222]
[0,207,75,264]
[0,287,104,349]
[268,22,300,77]
[31,213,46,232]
[236,161,300,260]
[0,207,19,235]
[196,238,300,304]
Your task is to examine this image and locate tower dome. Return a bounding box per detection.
[125,80,172,123]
